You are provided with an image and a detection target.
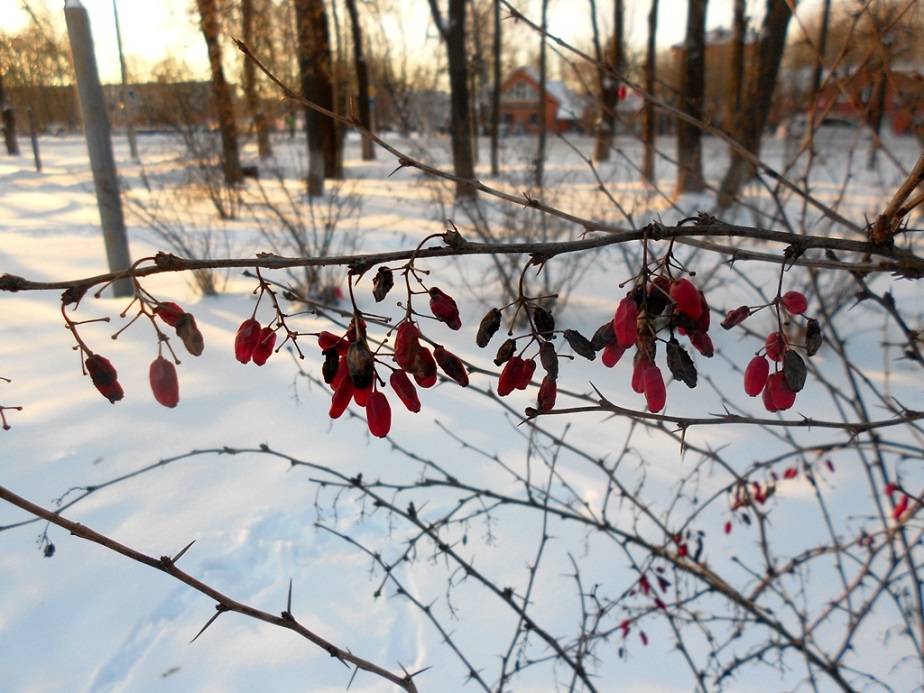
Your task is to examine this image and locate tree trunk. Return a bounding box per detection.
[196,0,243,185]
[241,0,271,159]
[344,0,375,160]
[429,0,476,199]
[727,0,746,134]
[535,0,548,186]
[717,0,795,209]
[0,73,20,156]
[674,0,707,196]
[293,0,341,196]
[641,0,658,183]
[490,0,501,177]
[593,0,624,162]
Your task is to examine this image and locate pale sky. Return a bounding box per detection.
[5,0,825,84]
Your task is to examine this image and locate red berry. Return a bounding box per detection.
[670,278,702,319]
[149,356,179,408]
[766,372,796,411]
[353,384,373,407]
[318,330,346,353]
[366,391,392,438]
[643,365,666,413]
[893,494,909,520]
[632,357,653,394]
[516,358,536,390]
[428,287,462,330]
[85,354,124,403]
[434,346,469,386]
[781,291,808,315]
[390,370,421,413]
[724,521,732,535]
[329,377,354,419]
[154,302,185,327]
[235,318,262,364]
[689,332,714,357]
[765,332,787,362]
[783,467,798,479]
[744,356,770,396]
[497,357,524,397]
[613,297,639,348]
[601,342,626,368]
[394,321,421,369]
[409,346,438,388]
[251,327,277,366]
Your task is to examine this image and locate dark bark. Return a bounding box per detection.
[344,0,375,160]
[0,73,20,156]
[428,0,476,199]
[535,0,548,186]
[718,0,795,208]
[490,0,501,177]
[242,0,271,159]
[674,0,707,195]
[727,0,747,132]
[593,0,625,162]
[293,0,341,196]
[196,0,243,185]
[641,0,659,183]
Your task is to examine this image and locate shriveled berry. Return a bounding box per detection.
[154,302,185,327]
[670,278,702,319]
[434,346,469,387]
[689,332,714,358]
[613,297,639,348]
[539,341,558,379]
[322,347,340,384]
[781,291,808,315]
[537,375,557,412]
[646,276,673,316]
[428,287,462,330]
[744,356,770,396]
[347,339,376,390]
[783,350,807,392]
[366,391,392,438]
[390,369,421,413]
[601,342,626,368]
[251,327,277,366]
[643,365,666,413]
[235,318,262,364]
[476,308,502,348]
[532,305,555,339]
[494,338,516,366]
[149,356,179,408]
[805,318,823,356]
[175,313,204,356]
[85,354,124,403]
[372,266,394,302]
[591,321,616,351]
[666,339,697,388]
[721,305,751,330]
[563,329,596,360]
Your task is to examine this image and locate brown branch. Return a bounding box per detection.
[0,483,422,692]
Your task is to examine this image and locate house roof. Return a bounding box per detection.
[512,67,588,120]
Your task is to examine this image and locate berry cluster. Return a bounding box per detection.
[723,290,822,412]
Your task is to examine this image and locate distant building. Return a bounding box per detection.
[498,67,593,135]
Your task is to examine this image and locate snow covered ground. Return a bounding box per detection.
[0,128,922,692]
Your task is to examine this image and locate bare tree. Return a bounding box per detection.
[428,0,476,199]
[490,0,501,177]
[674,0,707,196]
[641,0,659,183]
[196,0,243,186]
[241,0,271,159]
[0,72,20,155]
[592,0,624,162]
[344,0,374,160]
[718,0,795,209]
[293,0,341,196]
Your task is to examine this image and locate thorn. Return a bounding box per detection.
[191,604,227,643]
[171,540,196,565]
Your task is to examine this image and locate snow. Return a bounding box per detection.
[0,128,922,692]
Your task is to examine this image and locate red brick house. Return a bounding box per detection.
[498,68,593,135]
